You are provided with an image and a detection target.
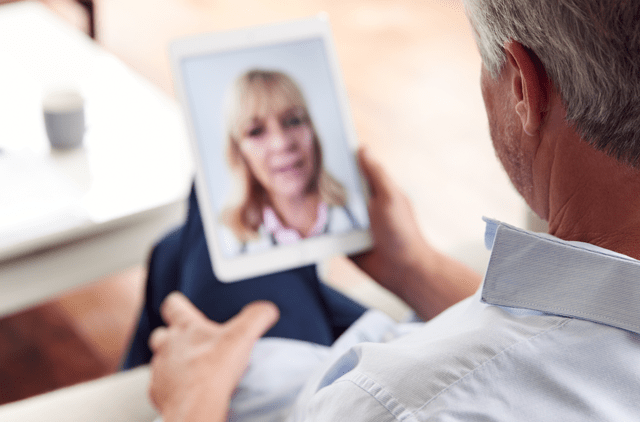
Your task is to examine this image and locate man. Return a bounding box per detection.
[147,0,640,420]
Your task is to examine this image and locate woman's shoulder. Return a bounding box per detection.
[327,194,369,233]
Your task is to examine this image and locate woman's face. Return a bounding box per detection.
[237,93,317,202]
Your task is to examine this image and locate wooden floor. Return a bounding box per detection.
[0,0,524,407]
[0,301,112,404]
[0,266,145,405]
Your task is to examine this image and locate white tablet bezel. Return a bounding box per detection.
[169,15,372,281]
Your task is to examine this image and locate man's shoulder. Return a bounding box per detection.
[294,297,566,421]
[314,305,640,421]
[345,304,568,403]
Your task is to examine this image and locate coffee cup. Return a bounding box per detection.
[43,89,85,150]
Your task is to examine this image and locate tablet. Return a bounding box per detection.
[169,15,372,281]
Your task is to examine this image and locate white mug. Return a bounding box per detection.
[43,89,85,150]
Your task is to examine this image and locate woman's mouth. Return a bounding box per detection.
[274,159,304,174]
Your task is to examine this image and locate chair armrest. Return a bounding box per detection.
[0,365,158,422]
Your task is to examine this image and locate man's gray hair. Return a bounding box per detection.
[463,0,640,167]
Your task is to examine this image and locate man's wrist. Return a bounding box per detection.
[397,244,481,321]
[163,380,232,422]
[392,240,436,314]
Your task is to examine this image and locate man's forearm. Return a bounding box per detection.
[394,244,482,321]
[162,386,230,422]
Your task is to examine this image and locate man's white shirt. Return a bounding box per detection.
[228,218,640,422]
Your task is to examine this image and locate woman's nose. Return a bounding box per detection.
[267,124,294,150]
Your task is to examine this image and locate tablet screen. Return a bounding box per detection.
[172,18,371,280]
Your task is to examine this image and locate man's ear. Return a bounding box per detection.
[503,41,547,137]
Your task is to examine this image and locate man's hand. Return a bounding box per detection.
[148,292,279,422]
[352,148,432,296]
[353,148,481,320]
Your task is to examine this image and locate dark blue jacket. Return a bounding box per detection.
[123,185,366,369]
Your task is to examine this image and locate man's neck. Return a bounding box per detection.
[544,135,640,260]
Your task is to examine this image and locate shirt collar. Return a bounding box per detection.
[481,218,640,334]
[262,202,329,245]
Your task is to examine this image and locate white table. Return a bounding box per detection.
[0,1,193,316]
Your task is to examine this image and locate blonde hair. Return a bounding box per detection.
[221,69,347,242]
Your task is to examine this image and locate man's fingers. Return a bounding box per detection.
[357,147,378,197]
[227,301,280,345]
[350,248,374,267]
[149,326,169,352]
[155,296,278,356]
[357,147,392,202]
[160,291,207,327]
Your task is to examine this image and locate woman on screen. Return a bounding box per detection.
[220,69,361,255]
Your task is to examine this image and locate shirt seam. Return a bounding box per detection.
[332,374,419,422]
[414,317,572,414]
[328,319,569,420]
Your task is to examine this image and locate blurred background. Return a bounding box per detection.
[0,0,525,405]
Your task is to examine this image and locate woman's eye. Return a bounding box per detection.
[283,116,303,127]
[247,126,264,138]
